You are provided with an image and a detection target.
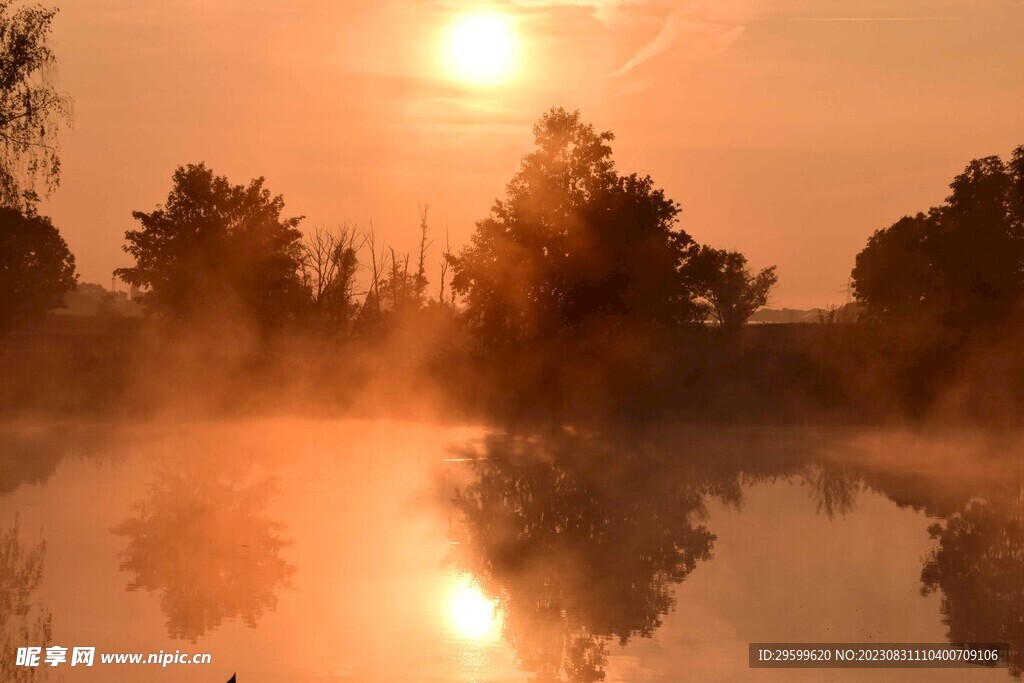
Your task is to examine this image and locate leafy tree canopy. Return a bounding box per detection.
[852,147,1024,326]
[116,163,307,325]
[448,108,705,342]
[0,206,76,331]
[0,1,72,209]
[696,247,777,330]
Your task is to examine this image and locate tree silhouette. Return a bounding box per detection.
[850,213,932,321]
[852,146,1024,327]
[413,204,432,305]
[380,247,416,313]
[696,247,777,330]
[112,468,294,642]
[301,224,362,331]
[343,209,435,331]
[116,163,308,325]
[448,108,706,343]
[0,207,76,331]
[0,1,72,209]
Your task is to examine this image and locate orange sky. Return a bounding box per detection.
[43,0,1024,308]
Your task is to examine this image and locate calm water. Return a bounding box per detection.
[1,419,1020,681]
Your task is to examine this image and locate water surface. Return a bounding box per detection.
[1,419,1019,681]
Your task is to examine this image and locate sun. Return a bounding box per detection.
[443,11,519,86]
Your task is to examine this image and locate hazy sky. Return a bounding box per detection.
[44,0,1024,308]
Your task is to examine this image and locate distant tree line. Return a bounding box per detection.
[8,102,1024,355]
[104,109,778,343]
[4,0,1020,350]
[4,0,1024,425]
[111,163,449,334]
[0,1,782,344]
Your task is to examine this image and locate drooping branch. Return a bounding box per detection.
[0,2,73,209]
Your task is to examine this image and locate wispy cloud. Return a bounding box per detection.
[781,16,954,22]
[502,0,644,22]
[608,0,762,77]
[503,0,954,79]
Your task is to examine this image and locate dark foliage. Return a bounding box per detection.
[695,247,778,330]
[0,207,76,331]
[116,164,308,326]
[448,108,706,343]
[853,147,1024,327]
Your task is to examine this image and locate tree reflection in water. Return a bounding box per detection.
[921,496,1024,677]
[449,428,725,682]
[801,461,862,520]
[448,428,1024,682]
[0,518,52,682]
[0,422,122,497]
[850,452,1024,679]
[112,468,294,642]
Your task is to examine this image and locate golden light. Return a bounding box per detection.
[442,11,519,86]
[448,575,502,641]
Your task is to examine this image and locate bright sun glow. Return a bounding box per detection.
[443,12,519,86]
[448,575,502,641]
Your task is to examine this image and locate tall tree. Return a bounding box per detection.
[696,247,777,330]
[379,247,415,313]
[116,164,307,325]
[413,204,432,305]
[852,146,1024,326]
[448,108,705,343]
[0,206,76,331]
[0,1,72,208]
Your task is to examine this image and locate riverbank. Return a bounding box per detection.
[3,314,1021,426]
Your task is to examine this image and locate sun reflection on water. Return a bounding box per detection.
[448,574,503,642]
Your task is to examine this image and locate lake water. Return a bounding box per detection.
[1,418,1020,681]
